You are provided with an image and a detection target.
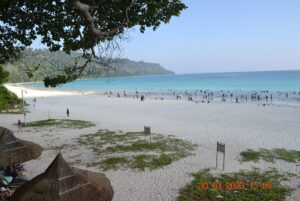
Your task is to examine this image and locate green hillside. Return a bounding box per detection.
[4,49,174,83]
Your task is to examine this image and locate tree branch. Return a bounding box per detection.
[70,0,137,47]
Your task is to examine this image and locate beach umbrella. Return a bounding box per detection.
[10,152,114,201]
[0,126,43,167]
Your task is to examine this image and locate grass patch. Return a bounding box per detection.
[273,148,300,162]
[240,149,261,162]
[240,148,300,163]
[132,152,188,171]
[25,119,95,129]
[77,129,197,171]
[178,168,293,201]
[94,157,129,171]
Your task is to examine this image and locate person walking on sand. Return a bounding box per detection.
[66,108,70,117]
[17,120,22,132]
[32,97,37,107]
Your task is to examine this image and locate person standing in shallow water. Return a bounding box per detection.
[66,108,70,117]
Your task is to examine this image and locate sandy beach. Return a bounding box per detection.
[1,84,300,201]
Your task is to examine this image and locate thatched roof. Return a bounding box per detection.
[0,126,43,167]
[11,153,114,201]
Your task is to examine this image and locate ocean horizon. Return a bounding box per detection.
[23,70,300,92]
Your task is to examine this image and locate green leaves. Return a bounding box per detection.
[0,65,9,84]
[1,0,186,85]
[43,75,69,87]
[1,0,186,57]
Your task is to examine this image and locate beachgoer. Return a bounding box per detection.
[66,108,70,117]
[13,164,25,177]
[5,164,25,179]
[271,94,273,102]
[17,120,22,132]
[222,94,226,102]
[32,97,36,107]
[141,95,145,101]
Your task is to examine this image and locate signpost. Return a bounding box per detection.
[216,142,225,170]
[144,126,151,142]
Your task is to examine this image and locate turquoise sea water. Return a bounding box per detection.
[26,70,300,92]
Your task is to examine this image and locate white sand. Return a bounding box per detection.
[4,83,80,97]
[1,84,300,201]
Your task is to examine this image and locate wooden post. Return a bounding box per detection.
[144,126,151,142]
[223,150,225,171]
[215,151,218,169]
[216,142,225,170]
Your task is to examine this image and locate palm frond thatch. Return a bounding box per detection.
[11,153,114,201]
[0,126,43,167]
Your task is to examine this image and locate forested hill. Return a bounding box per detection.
[4,49,174,83]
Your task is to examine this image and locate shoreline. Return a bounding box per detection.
[5,82,300,107]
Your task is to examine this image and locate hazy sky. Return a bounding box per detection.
[31,0,300,74]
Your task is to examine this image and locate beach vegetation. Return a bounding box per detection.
[90,157,129,171]
[0,65,9,84]
[178,168,293,201]
[25,119,95,129]
[132,152,188,171]
[240,148,300,163]
[240,149,261,162]
[77,129,197,171]
[0,86,22,111]
[0,66,23,111]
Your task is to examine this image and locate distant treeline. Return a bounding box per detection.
[4,49,174,83]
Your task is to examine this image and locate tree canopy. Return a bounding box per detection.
[0,0,186,86]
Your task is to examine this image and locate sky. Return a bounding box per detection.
[31,0,300,74]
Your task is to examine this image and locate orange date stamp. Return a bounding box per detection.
[198,181,272,190]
